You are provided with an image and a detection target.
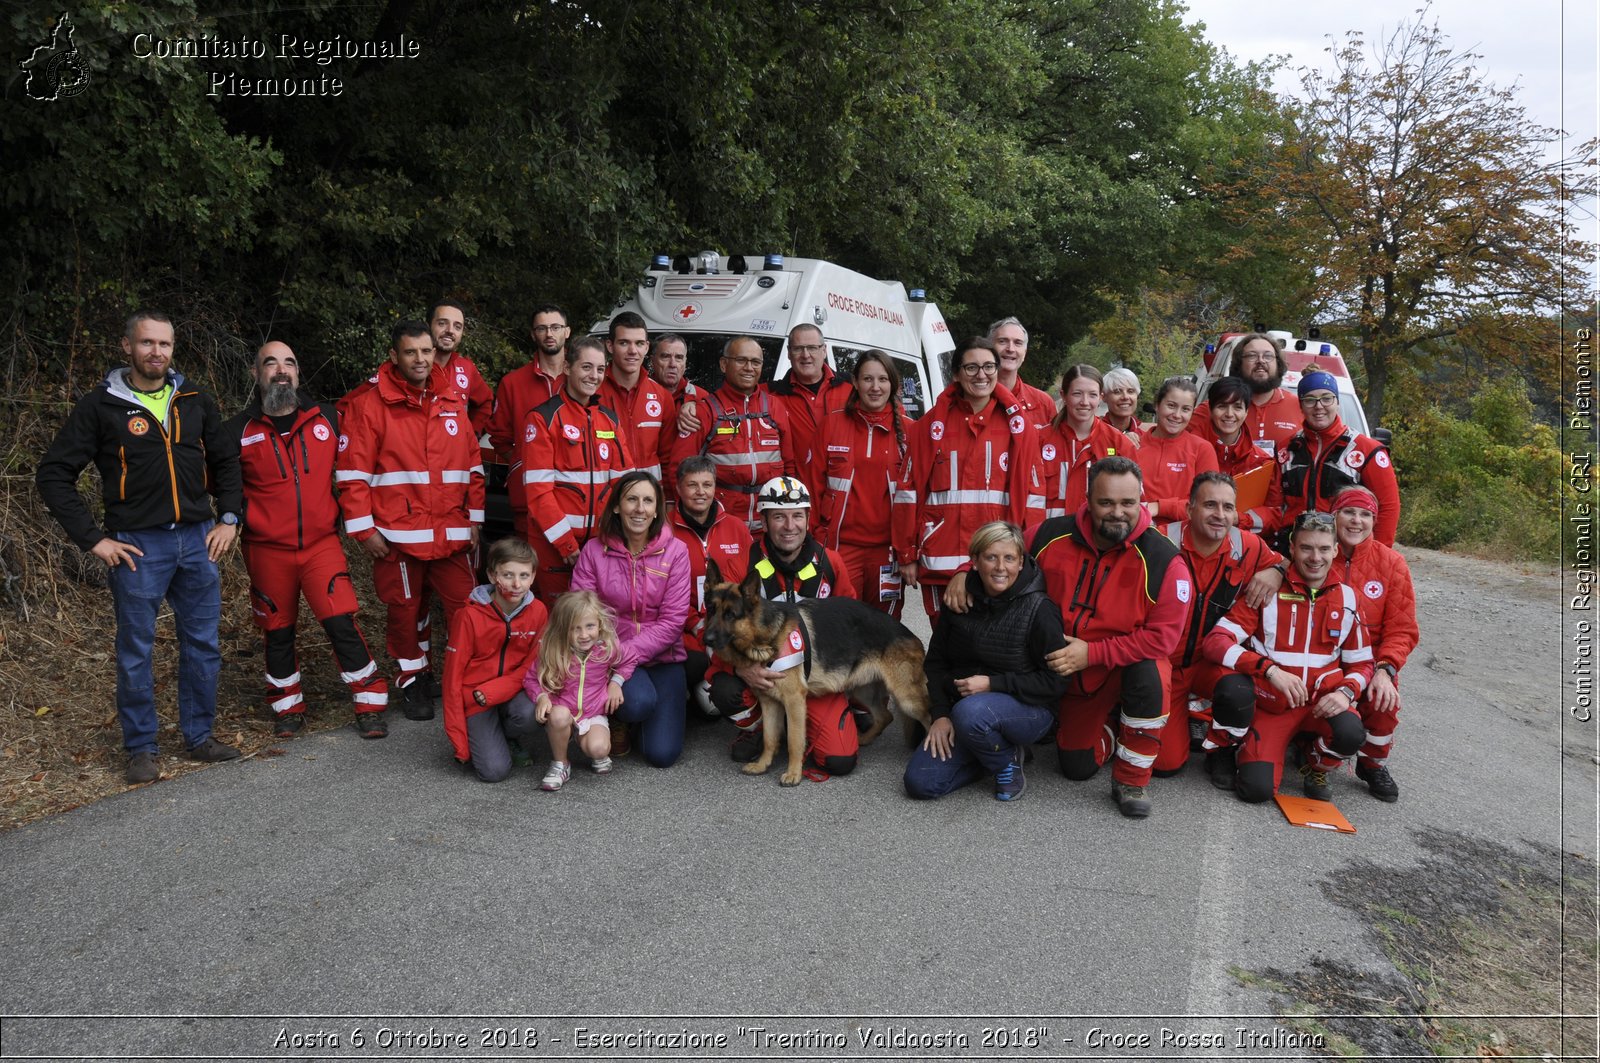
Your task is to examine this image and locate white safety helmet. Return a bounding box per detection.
[756,475,810,512]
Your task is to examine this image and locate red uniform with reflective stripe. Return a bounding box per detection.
[1203,571,1374,708]
[598,372,676,483]
[667,505,752,654]
[1210,432,1287,535]
[894,384,1044,587]
[667,383,797,529]
[437,351,493,437]
[1037,417,1129,519]
[489,360,564,515]
[770,369,852,496]
[813,405,905,550]
[1008,378,1058,431]
[442,588,548,763]
[336,362,484,559]
[520,392,634,560]
[231,403,342,548]
[1330,537,1417,674]
[1280,417,1401,546]
[1135,429,1220,521]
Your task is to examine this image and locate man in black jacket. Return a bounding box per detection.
[36,311,244,784]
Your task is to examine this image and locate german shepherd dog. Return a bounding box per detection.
[703,560,933,785]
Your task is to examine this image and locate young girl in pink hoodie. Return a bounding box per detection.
[524,590,634,791]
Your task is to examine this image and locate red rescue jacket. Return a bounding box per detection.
[598,372,676,483]
[436,351,494,438]
[1204,569,1375,710]
[1038,417,1130,519]
[1331,536,1418,674]
[1160,521,1282,668]
[1192,387,1303,457]
[668,503,753,653]
[894,383,1044,585]
[668,383,797,529]
[1279,417,1401,546]
[813,404,906,551]
[442,586,548,762]
[336,363,484,558]
[771,368,852,495]
[1135,429,1220,521]
[489,360,564,514]
[520,391,634,559]
[1211,431,1287,535]
[226,399,342,550]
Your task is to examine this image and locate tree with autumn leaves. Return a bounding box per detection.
[1224,8,1595,426]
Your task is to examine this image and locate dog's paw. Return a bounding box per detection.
[741,761,769,776]
[779,770,803,787]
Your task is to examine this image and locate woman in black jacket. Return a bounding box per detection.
[903,521,1069,801]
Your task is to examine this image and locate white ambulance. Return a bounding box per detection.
[591,251,955,418]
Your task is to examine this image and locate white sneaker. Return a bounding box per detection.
[590,756,613,775]
[540,761,571,791]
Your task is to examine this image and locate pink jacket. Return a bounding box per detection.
[570,527,691,667]
[521,641,635,723]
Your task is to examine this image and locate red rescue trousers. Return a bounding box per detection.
[1153,659,1231,775]
[1056,658,1171,787]
[244,539,387,717]
[370,550,474,688]
[1356,678,1400,769]
[1231,675,1359,791]
[837,542,903,619]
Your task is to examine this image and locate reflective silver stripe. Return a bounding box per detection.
[769,650,804,671]
[444,526,473,541]
[1215,618,1248,641]
[827,476,852,492]
[1269,650,1340,669]
[920,553,968,572]
[378,526,435,544]
[344,515,375,533]
[892,488,917,504]
[639,462,663,480]
[925,489,1008,506]
[1025,493,1046,511]
[708,450,784,466]
[1045,505,1067,518]
[266,671,302,689]
[1365,733,1394,746]
[526,467,630,486]
[1115,745,1156,768]
[371,470,430,486]
[1220,644,1247,669]
[354,691,387,706]
[396,655,427,671]
[440,469,474,484]
[1119,713,1168,732]
[340,661,378,684]
[335,469,372,484]
[1344,645,1374,663]
[468,508,484,522]
[270,693,303,713]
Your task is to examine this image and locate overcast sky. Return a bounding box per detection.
[1180,0,1597,159]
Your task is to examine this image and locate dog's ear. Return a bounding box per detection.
[739,564,763,605]
[705,558,723,588]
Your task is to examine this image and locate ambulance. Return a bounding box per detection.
[591,251,955,418]
[1197,329,1386,441]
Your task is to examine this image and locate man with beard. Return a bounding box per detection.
[429,299,492,440]
[988,317,1058,431]
[225,342,389,739]
[1030,456,1190,818]
[1192,332,1303,456]
[490,303,571,542]
[36,311,243,783]
[707,476,863,777]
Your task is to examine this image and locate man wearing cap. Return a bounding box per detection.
[36,310,243,783]
[1191,332,1303,455]
[1279,370,1400,546]
[707,475,863,777]
[1329,485,1417,801]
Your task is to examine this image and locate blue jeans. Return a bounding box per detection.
[107,522,222,755]
[903,691,1055,799]
[614,663,687,768]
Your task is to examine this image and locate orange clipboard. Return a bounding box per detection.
[1274,793,1356,833]
[1233,462,1273,512]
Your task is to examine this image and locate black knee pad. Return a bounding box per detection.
[709,672,749,716]
[1211,673,1256,727]
[263,625,298,679]
[320,613,373,672]
[1235,761,1275,803]
[822,754,857,776]
[1329,710,1367,756]
[1058,747,1100,781]
[1119,659,1163,718]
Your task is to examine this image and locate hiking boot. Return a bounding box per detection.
[1112,781,1151,818]
[1357,762,1400,802]
[1188,716,1207,751]
[510,740,531,767]
[1300,763,1332,801]
[126,752,160,785]
[187,737,241,763]
[1205,747,1237,791]
[354,710,388,739]
[273,711,306,738]
[994,761,1026,802]
[399,678,434,721]
[729,725,762,763]
[540,760,571,792]
[611,721,632,758]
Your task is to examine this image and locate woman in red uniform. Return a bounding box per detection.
[1205,377,1286,536]
[1135,376,1219,522]
[811,350,909,617]
[1100,366,1145,442]
[1038,364,1130,519]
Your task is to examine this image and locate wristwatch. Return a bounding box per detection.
[220,512,240,527]
[1375,662,1397,680]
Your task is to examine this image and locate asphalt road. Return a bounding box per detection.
[0,547,1591,1061]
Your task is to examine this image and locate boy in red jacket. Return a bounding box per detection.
[442,538,549,782]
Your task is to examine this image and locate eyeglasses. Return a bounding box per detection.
[725,357,764,369]
[532,324,568,334]
[960,362,999,376]
[789,344,825,355]
[1293,511,1336,532]
[1300,395,1338,408]
[1240,352,1277,363]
